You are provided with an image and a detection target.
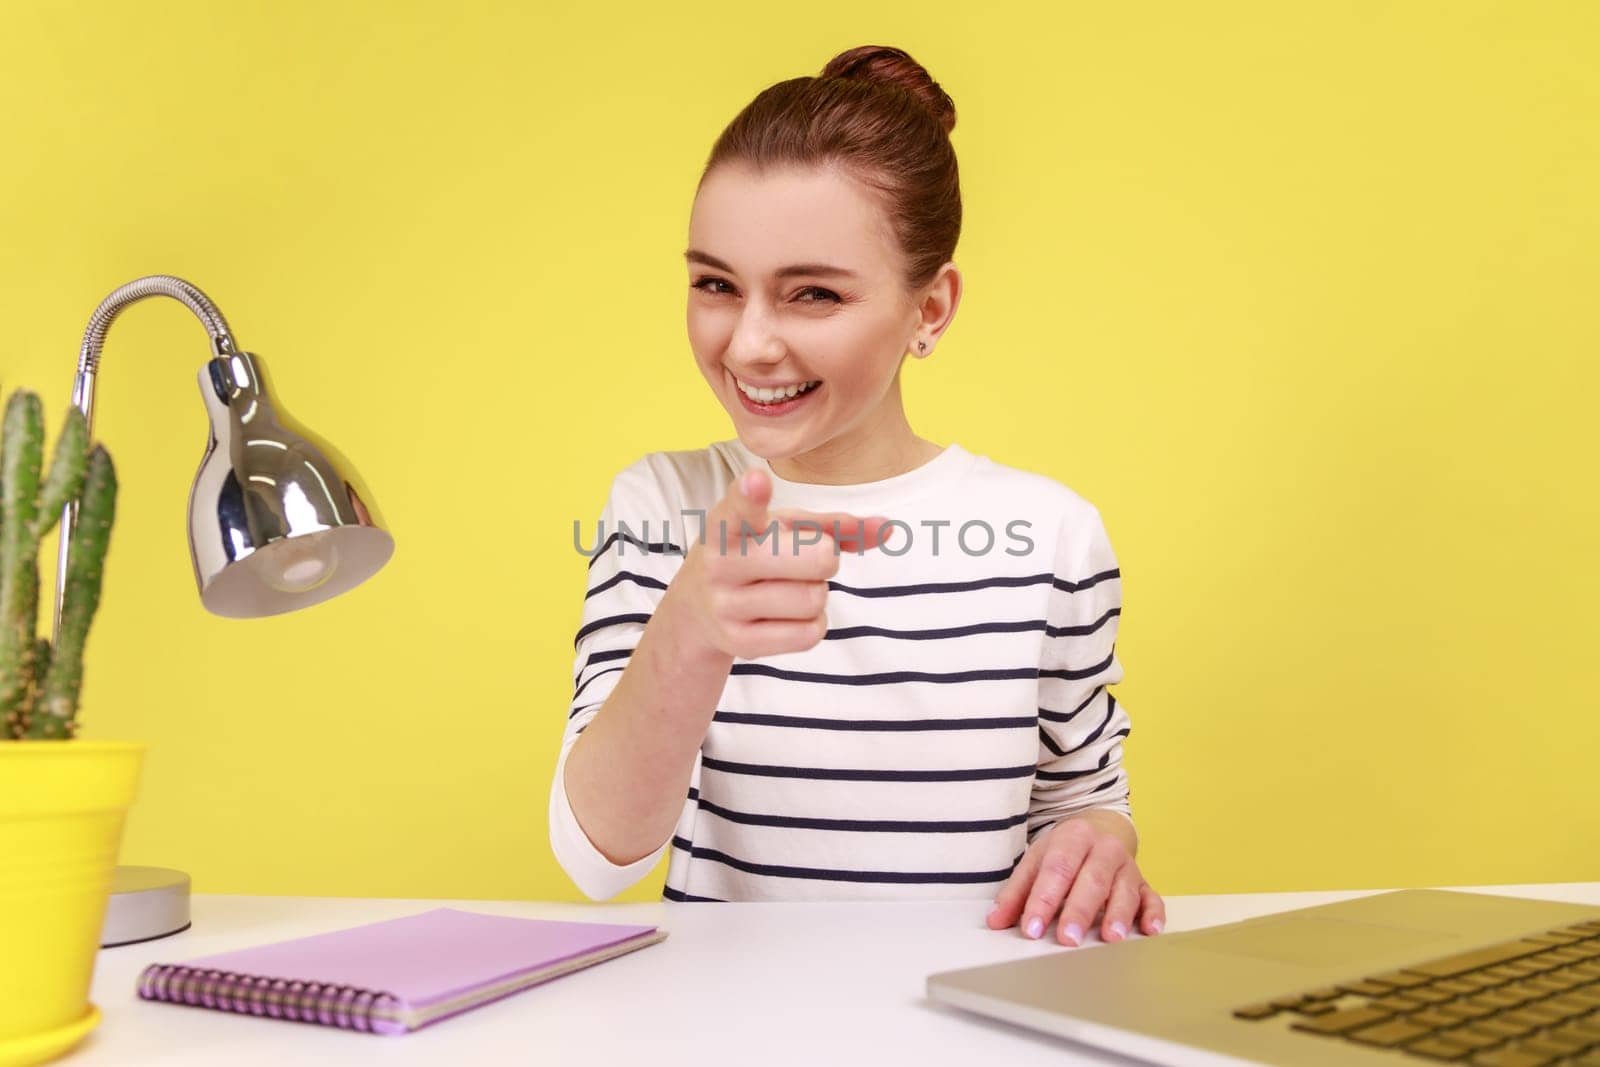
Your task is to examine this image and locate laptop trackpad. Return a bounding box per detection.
[1183,916,1458,967]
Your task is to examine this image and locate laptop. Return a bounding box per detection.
[926,888,1600,1065]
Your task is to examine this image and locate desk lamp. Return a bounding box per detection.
[50,275,395,946]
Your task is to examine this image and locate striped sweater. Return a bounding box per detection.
[549,437,1136,902]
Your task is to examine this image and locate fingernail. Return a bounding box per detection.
[985,905,1000,924]
[1025,917,1044,939]
[1064,922,1083,946]
[1109,921,1126,941]
[1152,918,1164,933]
[741,471,757,495]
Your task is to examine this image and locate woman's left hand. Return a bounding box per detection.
[985,817,1165,946]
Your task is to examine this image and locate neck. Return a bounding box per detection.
[763,377,944,485]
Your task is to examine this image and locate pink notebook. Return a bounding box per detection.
[136,907,667,1034]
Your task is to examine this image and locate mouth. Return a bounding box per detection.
[732,373,823,416]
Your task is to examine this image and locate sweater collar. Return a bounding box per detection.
[724,437,977,512]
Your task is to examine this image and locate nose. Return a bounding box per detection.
[726,301,787,368]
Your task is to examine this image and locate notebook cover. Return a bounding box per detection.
[136,907,664,1034]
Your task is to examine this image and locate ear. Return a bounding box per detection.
[909,260,961,357]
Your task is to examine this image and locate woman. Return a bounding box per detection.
[552,44,1165,947]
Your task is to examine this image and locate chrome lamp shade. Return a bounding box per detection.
[191,349,393,618]
[52,274,394,633]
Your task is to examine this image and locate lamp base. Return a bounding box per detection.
[100,865,190,948]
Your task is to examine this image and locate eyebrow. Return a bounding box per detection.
[684,249,858,280]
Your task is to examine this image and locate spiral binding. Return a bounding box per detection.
[137,963,404,1034]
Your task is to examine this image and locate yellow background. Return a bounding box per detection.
[1,1,1595,902]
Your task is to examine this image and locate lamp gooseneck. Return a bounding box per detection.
[54,275,237,643]
[77,275,236,375]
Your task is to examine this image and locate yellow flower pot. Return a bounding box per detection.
[0,741,144,1067]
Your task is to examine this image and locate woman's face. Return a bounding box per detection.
[685,162,928,466]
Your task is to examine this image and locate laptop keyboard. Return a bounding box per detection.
[1231,917,1600,1065]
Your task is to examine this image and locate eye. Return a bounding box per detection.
[690,276,734,295]
[796,287,842,304]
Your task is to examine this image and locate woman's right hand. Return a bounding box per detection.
[670,467,894,661]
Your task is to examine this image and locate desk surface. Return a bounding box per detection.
[75,882,1600,1066]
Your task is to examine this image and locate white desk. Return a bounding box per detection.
[73,882,1600,1066]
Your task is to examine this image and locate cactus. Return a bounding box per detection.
[0,384,114,741]
[28,446,116,738]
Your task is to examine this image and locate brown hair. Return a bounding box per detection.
[699,45,961,297]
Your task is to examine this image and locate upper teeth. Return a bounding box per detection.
[737,378,820,403]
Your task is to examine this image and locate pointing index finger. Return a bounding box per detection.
[713,469,775,550]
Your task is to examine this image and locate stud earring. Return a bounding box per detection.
[917,341,928,357]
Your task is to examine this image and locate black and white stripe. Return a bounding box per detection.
[549,440,1135,902]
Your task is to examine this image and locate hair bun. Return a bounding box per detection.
[821,45,956,136]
